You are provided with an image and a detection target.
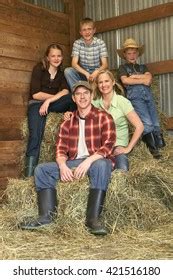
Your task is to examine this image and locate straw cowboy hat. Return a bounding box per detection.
[117,38,144,59]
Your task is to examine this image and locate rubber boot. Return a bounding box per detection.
[153,132,166,149]
[25,156,39,177]
[20,188,58,230]
[86,188,108,236]
[142,132,162,159]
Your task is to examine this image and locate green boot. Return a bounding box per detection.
[25,156,38,177]
[86,188,108,236]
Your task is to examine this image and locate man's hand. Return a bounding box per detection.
[73,158,92,179]
[59,164,74,182]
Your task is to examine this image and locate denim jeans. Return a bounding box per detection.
[114,153,129,171]
[64,67,88,91]
[126,85,161,135]
[26,94,76,158]
[34,158,113,192]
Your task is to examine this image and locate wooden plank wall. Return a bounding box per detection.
[0,0,71,192]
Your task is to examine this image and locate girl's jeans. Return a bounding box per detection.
[26,95,76,158]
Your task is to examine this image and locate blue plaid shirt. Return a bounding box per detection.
[71,37,108,73]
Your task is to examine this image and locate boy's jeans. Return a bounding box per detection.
[126,84,161,135]
[64,67,93,91]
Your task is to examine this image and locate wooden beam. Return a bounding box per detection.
[147,60,173,75]
[113,59,173,75]
[64,0,85,49]
[95,3,173,33]
[166,117,173,130]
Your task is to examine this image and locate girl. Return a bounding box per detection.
[25,43,76,177]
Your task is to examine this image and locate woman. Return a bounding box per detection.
[93,70,144,171]
[25,43,76,177]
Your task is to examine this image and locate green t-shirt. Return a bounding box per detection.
[92,92,134,147]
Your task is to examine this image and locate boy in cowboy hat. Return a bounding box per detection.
[117,38,165,159]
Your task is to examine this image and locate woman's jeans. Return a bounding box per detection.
[126,84,161,135]
[114,153,129,171]
[34,158,113,192]
[26,94,76,158]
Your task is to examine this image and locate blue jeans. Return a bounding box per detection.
[34,158,113,192]
[114,153,129,171]
[26,94,76,158]
[64,67,88,91]
[126,85,161,135]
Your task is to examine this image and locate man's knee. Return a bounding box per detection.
[93,159,112,171]
[34,163,45,178]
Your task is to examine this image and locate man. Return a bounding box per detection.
[64,18,108,90]
[20,81,116,236]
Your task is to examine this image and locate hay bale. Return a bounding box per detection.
[4,77,173,239]
[20,113,63,172]
[4,161,173,236]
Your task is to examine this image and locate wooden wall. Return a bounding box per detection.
[0,0,81,192]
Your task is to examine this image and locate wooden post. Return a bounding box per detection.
[64,0,85,50]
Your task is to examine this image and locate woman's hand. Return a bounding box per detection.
[113,146,130,155]
[64,111,72,121]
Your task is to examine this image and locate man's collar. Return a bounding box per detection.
[75,105,97,120]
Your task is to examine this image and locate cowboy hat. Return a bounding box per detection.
[117,38,144,59]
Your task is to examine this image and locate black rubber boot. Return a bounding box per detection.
[86,188,108,236]
[153,132,166,149]
[142,132,162,159]
[20,188,58,230]
[25,156,38,177]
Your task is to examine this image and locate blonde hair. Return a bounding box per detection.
[94,69,124,99]
[80,17,95,29]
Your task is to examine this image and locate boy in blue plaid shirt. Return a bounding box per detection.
[65,18,108,90]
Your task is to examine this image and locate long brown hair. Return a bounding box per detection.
[94,69,124,99]
[42,43,63,70]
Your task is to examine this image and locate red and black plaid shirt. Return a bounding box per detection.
[56,106,116,165]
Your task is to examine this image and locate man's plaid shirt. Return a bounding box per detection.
[56,106,116,165]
